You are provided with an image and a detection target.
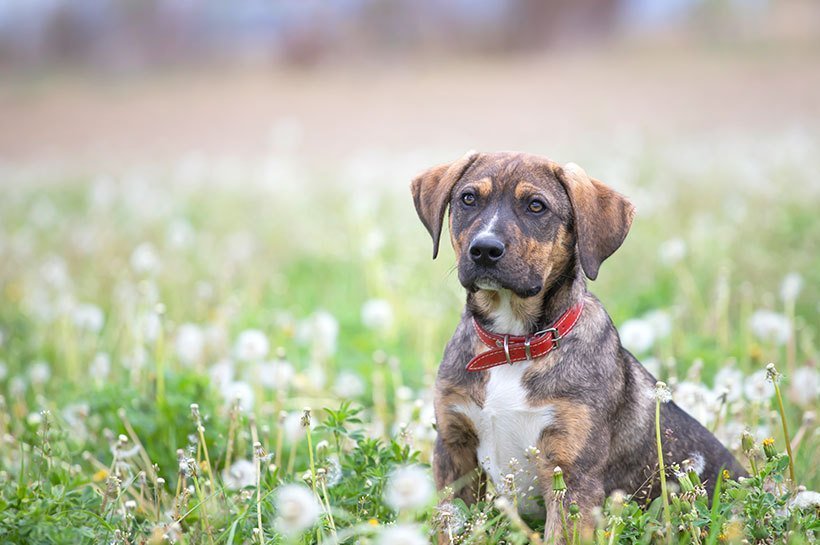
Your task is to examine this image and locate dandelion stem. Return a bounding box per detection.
[772,376,797,486]
[558,500,571,545]
[655,396,672,542]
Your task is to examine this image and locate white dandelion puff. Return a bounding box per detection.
[273,484,321,537]
[620,319,656,354]
[789,366,819,407]
[29,361,51,385]
[384,465,434,511]
[221,459,256,490]
[333,371,366,398]
[221,381,254,412]
[377,524,427,545]
[255,359,295,390]
[72,303,105,333]
[654,381,672,403]
[743,370,775,402]
[644,309,672,339]
[361,299,394,332]
[130,242,161,275]
[790,490,820,510]
[175,324,205,366]
[90,352,111,381]
[749,310,791,345]
[713,366,743,403]
[780,272,803,303]
[234,329,270,362]
[658,238,687,266]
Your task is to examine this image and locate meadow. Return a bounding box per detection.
[0,130,818,544]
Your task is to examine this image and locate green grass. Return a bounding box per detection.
[0,135,818,544]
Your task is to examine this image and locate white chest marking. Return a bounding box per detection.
[454,362,554,514]
[478,288,528,335]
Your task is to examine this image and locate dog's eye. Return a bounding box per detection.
[528,199,546,214]
[461,192,476,206]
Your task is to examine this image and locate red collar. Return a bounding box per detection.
[466,300,585,372]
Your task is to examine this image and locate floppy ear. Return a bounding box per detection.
[556,162,636,280]
[410,151,479,259]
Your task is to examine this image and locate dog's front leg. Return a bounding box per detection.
[538,417,609,545]
[433,436,485,505]
[543,468,605,544]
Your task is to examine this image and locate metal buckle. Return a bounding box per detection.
[502,335,512,365]
[531,327,561,348]
[524,337,532,360]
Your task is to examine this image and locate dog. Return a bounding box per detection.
[410,151,745,542]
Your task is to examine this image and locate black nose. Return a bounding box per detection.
[469,236,505,266]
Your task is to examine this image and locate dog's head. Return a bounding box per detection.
[411,151,635,297]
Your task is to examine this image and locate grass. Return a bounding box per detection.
[0,132,818,544]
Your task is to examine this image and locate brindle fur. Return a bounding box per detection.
[411,152,745,543]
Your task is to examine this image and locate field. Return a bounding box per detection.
[1,50,820,544]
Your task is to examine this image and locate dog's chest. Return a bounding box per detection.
[454,362,554,513]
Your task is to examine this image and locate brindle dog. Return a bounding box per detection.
[411,151,745,542]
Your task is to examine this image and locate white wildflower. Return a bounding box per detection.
[620,318,655,354]
[9,376,26,397]
[384,465,434,511]
[790,490,820,510]
[658,238,686,265]
[435,501,467,534]
[29,361,51,385]
[749,310,791,345]
[255,359,295,390]
[744,370,775,402]
[167,219,195,248]
[283,411,307,442]
[273,484,321,537]
[0,360,6,381]
[89,352,111,380]
[72,303,105,333]
[713,366,743,403]
[297,311,339,360]
[130,242,161,274]
[209,359,234,386]
[234,329,270,362]
[780,272,803,303]
[141,312,162,342]
[361,299,394,332]
[789,366,819,407]
[377,524,427,545]
[333,371,366,398]
[221,459,256,490]
[653,381,672,403]
[673,381,713,426]
[122,347,147,370]
[222,381,254,412]
[643,309,672,339]
[175,323,205,366]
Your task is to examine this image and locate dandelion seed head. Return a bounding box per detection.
[273,483,321,536]
[234,329,270,362]
[222,459,255,490]
[361,299,394,332]
[175,324,205,366]
[377,524,427,545]
[29,361,51,385]
[620,319,656,354]
[749,310,791,345]
[384,465,434,511]
[654,381,672,403]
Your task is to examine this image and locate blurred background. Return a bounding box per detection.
[1,0,819,168]
[1,3,819,535]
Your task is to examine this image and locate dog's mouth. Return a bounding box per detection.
[467,275,542,299]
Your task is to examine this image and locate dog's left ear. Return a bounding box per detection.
[410,151,479,259]
[556,162,636,280]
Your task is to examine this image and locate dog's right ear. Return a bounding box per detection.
[410,151,479,259]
